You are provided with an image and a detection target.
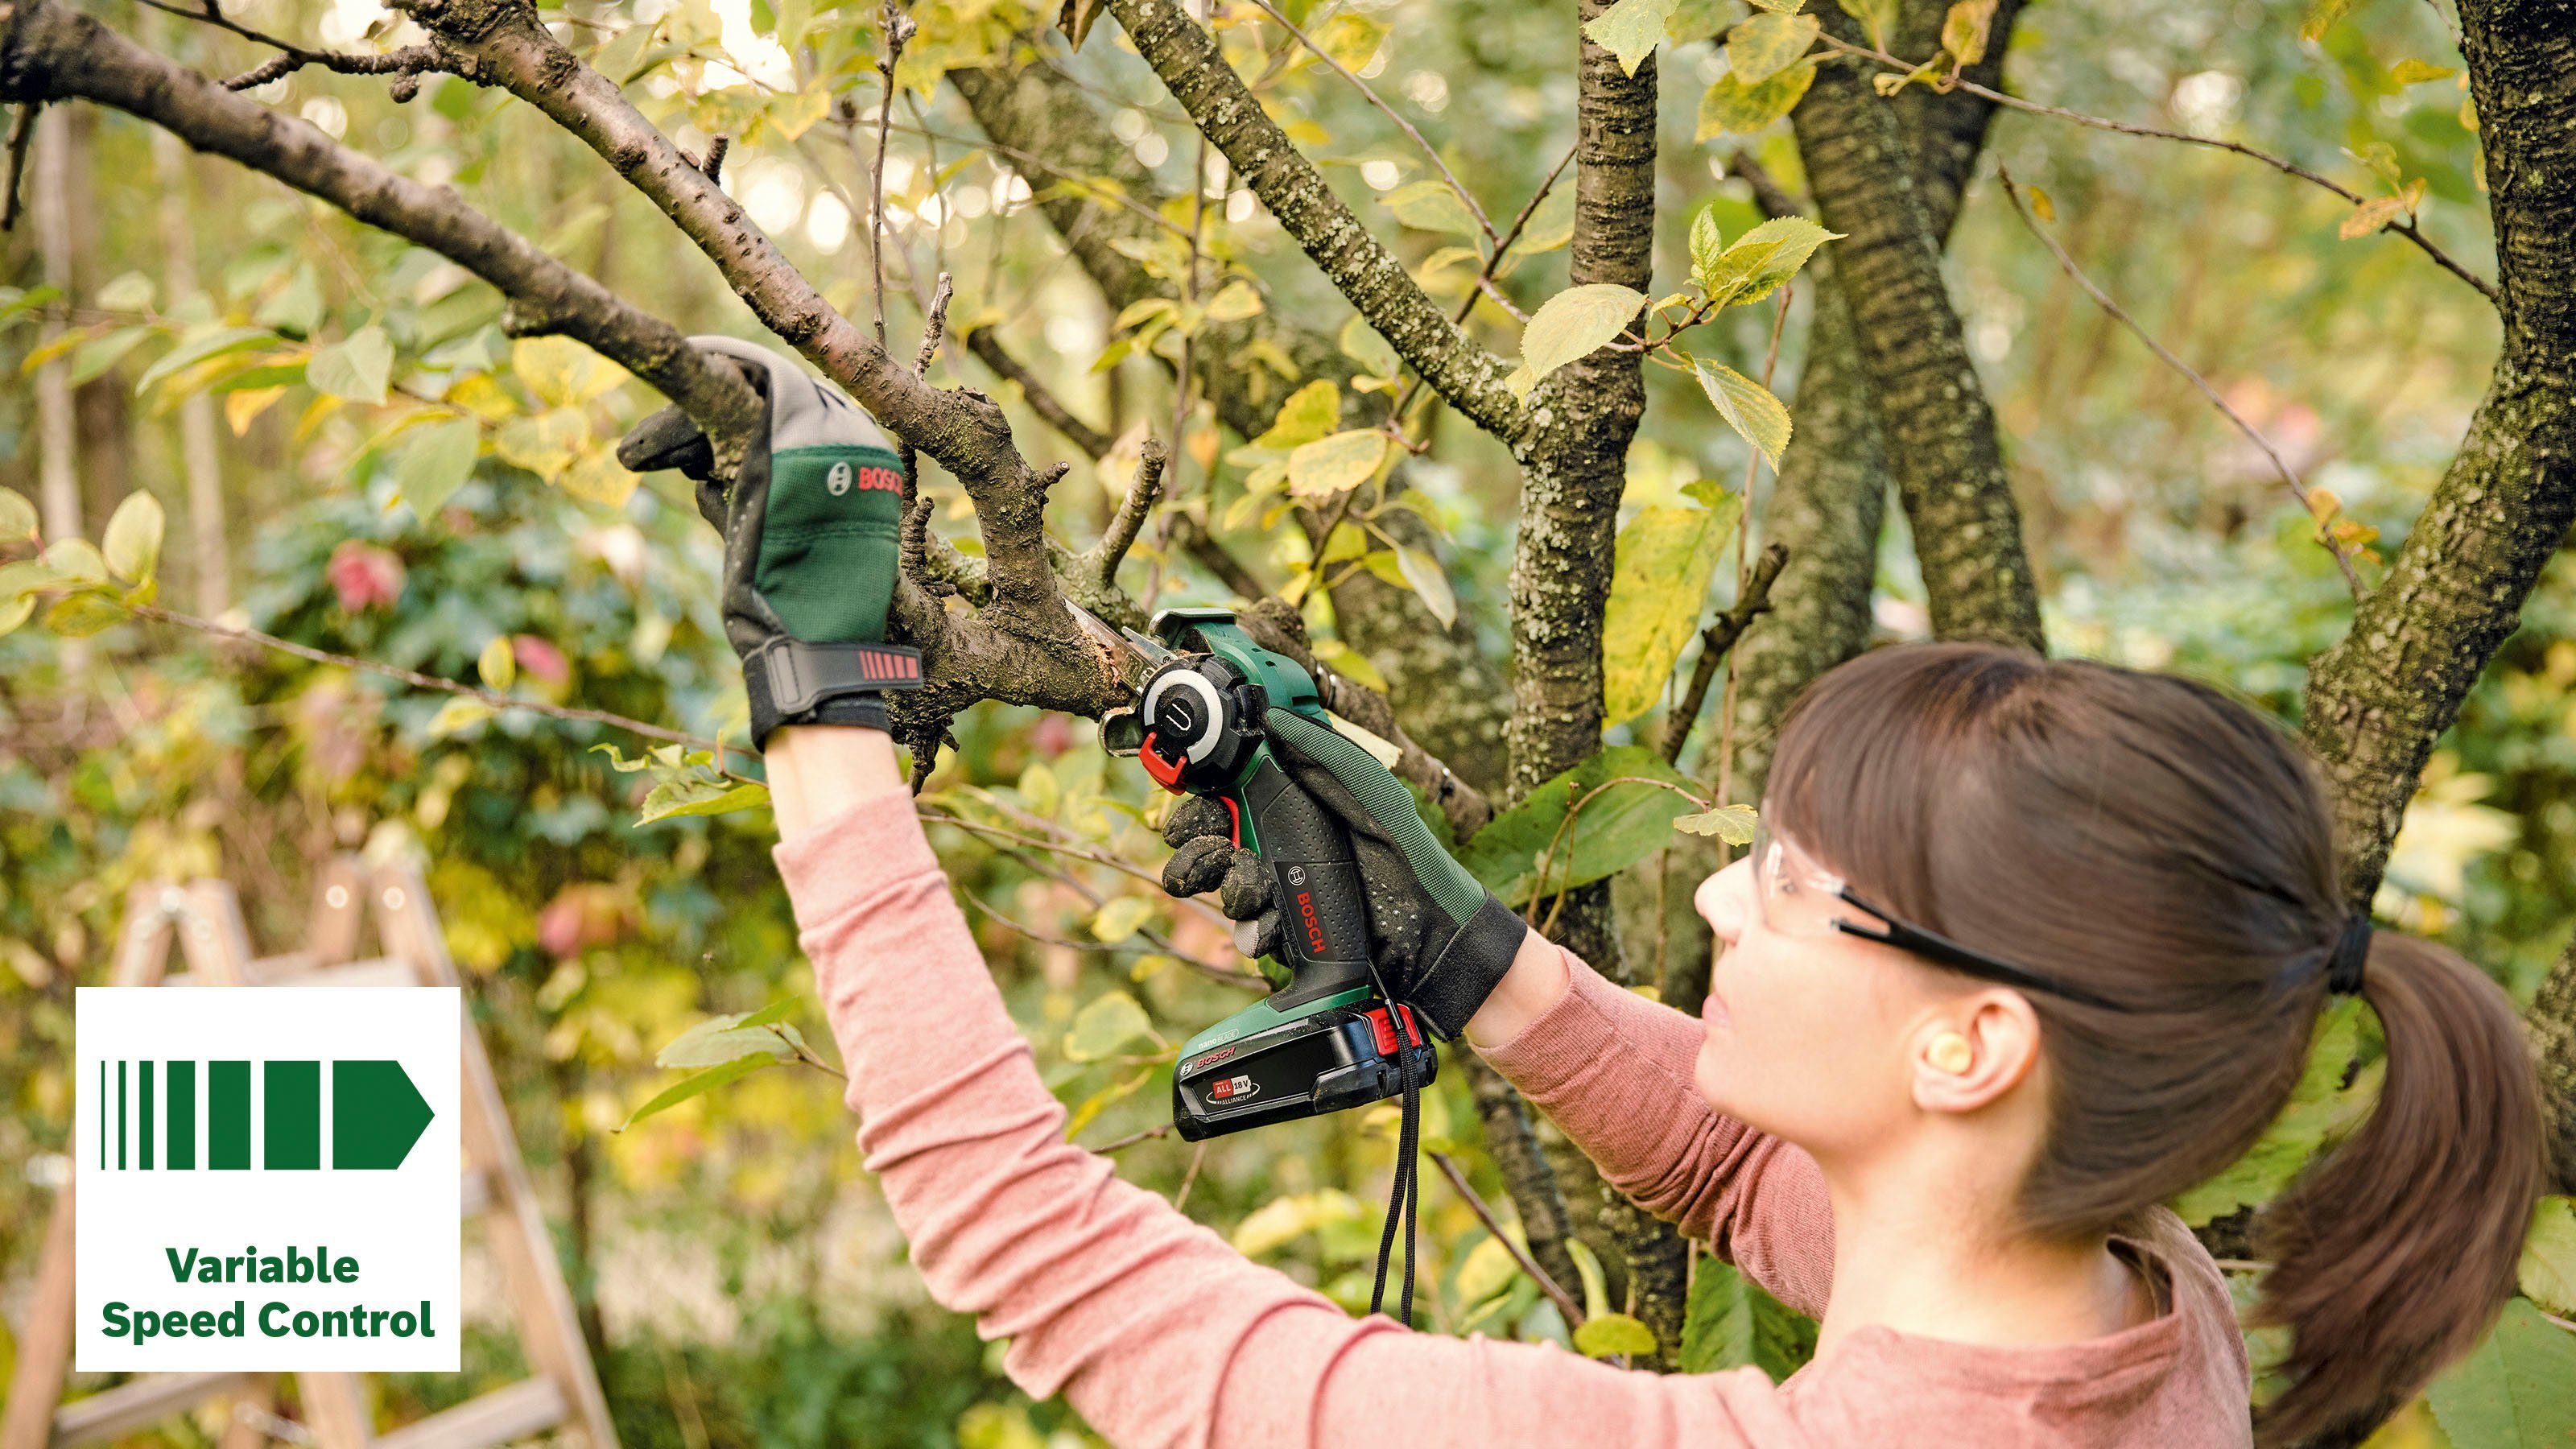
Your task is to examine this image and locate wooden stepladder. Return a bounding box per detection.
[2,857,617,1449]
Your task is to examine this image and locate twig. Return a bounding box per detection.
[1706,283,1796,802]
[879,121,1201,244]
[914,270,955,377]
[1666,542,1790,764]
[1814,31,2498,303]
[1095,1122,1173,1153]
[974,837,1265,989]
[964,326,1117,460]
[1088,436,1167,584]
[0,102,36,233]
[868,0,917,349]
[134,0,446,94]
[126,602,729,753]
[1997,168,2365,601]
[1238,0,1494,246]
[1429,1150,1586,1328]
[1173,1140,1208,1210]
[1389,143,1574,421]
[1726,147,1805,221]
[694,134,730,184]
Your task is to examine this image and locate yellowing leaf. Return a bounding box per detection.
[427,696,493,737]
[477,635,517,691]
[1393,545,1456,628]
[0,594,34,638]
[0,486,35,544]
[1941,0,1998,67]
[1582,0,1682,77]
[2027,184,2058,223]
[42,539,108,582]
[1834,0,1897,47]
[1063,989,1157,1060]
[394,417,481,518]
[1695,60,1817,140]
[1575,1311,1659,1358]
[514,335,629,407]
[2521,1195,2576,1315]
[1674,803,1759,844]
[1203,279,1265,322]
[1381,180,1483,237]
[1310,638,1388,692]
[496,407,592,480]
[1339,315,1400,379]
[1089,896,1156,945]
[1520,283,1647,386]
[1455,1233,1524,1305]
[1506,187,1577,257]
[1231,1189,1364,1257]
[2389,58,2455,85]
[2339,196,2409,239]
[1018,760,1063,815]
[558,447,639,509]
[225,386,287,436]
[1695,360,1793,469]
[44,592,128,637]
[1252,380,1342,452]
[2298,0,2356,42]
[1697,214,1842,308]
[1286,430,1389,500]
[1600,495,1738,722]
[1727,12,1819,85]
[101,493,165,584]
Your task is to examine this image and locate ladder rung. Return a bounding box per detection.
[51,1371,258,1449]
[373,1379,566,1449]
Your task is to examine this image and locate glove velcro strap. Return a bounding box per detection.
[746,638,923,748]
[1407,894,1531,1040]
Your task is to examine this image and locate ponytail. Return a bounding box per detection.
[2252,934,2546,1447]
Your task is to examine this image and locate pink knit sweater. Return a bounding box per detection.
[774,791,2254,1447]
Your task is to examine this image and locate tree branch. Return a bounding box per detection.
[963,323,1116,460]
[1097,0,1525,439]
[1666,543,1790,765]
[131,0,449,95]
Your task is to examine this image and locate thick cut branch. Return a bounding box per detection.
[0,0,759,446]
[1792,19,2044,650]
[2300,0,2576,905]
[1098,0,1525,439]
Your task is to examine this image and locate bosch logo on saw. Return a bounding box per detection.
[1207,1075,1258,1102]
[1296,890,1329,956]
[1183,1046,1236,1074]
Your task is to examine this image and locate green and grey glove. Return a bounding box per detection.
[616,336,920,746]
[1162,710,1530,1039]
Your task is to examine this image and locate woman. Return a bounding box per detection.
[638,341,2543,1448]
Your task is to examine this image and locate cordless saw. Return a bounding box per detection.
[1080,605,1437,1143]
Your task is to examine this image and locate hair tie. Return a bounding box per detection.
[2325,915,2373,996]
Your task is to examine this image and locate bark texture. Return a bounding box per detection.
[2536,932,2576,1195]
[1790,11,2043,650]
[2300,0,2576,906]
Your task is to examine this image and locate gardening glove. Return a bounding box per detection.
[1160,710,1529,1040]
[616,336,920,747]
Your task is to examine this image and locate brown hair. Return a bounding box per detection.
[1765,642,2543,1445]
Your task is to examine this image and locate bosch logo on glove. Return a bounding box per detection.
[827,461,853,494]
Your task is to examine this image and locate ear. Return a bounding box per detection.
[1909,989,2045,1115]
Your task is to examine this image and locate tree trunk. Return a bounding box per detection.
[31,106,80,546]
[154,128,233,614]
[1791,15,2044,651]
[2534,932,2576,1195]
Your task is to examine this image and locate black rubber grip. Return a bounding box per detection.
[1237,753,1375,1007]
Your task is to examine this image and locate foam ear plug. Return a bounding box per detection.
[1927,1033,1975,1075]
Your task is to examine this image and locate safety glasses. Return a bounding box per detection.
[1748,814,2132,1012]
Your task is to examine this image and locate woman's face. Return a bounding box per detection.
[1691,848,1938,1160]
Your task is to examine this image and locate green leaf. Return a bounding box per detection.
[0,561,58,602]
[2172,999,2372,1225]
[1666,0,1738,43]
[1393,545,1456,628]
[1286,430,1389,501]
[394,418,482,518]
[1581,0,1680,76]
[1674,803,1759,844]
[427,696,493,737]
[1678,1260,1817,1379]
[1726,12,1819,84]
[0,487,39,544]
[69,326,152,387]
[1566,1238,1611,1320]
[637,776,770,823]
[1458,746,1702,906]
[41,539,108,582]
[1574,1311,1658,1359]
[1600,493,1740,722]
[0,594,35,638]
[1698,215,1843,308]
[1339,315,1401,379]
[1942,0,1998,66]
[1506,188,1577,257]
[308,326,394,406]
[101,492,165,584]
[1519,283,1647,386]
[1455,1233,1525,1306]
[617,1055,774,1131]
[2297,0,2356,41]
[1063,990,1158,1062]
[1694,360,1793,469]
[2389,57,2456,85]
[1381,180,1483,237]
[1064,1066,1153,1138]
[2520,1196,2576,1315]
[1090,895,1156,944]
[133,325,275,396]
[1695,59,1816,139]
[2425,1298,2576,1448]
[43,592,128,638]
[656,1017,794,1069]
[1203,279,1265,322]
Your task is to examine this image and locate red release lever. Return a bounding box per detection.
[1139,729,1188,792]
[1361,1003,1422,1057]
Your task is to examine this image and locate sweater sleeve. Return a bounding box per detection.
[1474,947,1836,1319]
[773,791,1816,1449]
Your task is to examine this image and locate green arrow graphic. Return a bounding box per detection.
[332,1060,436,1170]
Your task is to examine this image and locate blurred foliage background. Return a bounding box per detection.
[2,0,2570,1442]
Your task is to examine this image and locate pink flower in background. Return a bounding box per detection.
[512,634,571,686]
[327,541,406,613]
[537,882,630,961]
